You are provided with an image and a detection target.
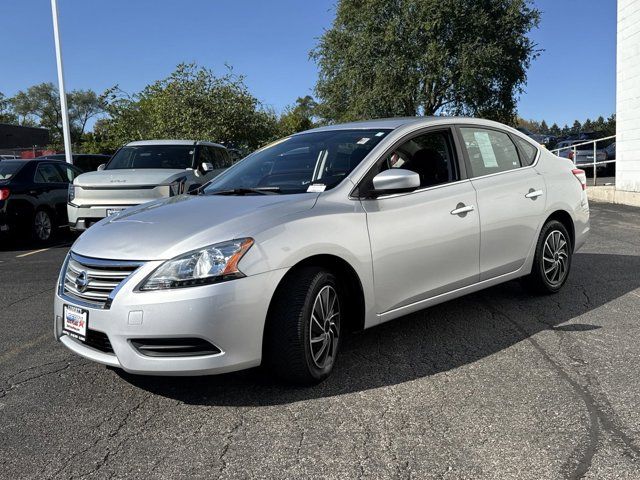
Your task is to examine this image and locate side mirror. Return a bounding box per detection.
[201,162,214,172]
[372,169,420,194]
[97,164,106,171]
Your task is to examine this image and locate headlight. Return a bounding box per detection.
[68,184,76,202]
[138,238,254,291]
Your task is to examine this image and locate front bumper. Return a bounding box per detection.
[54,260,288,375]
[67,204,136,231]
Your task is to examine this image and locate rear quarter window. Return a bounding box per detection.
[513,136,538,166]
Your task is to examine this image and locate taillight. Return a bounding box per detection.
[0,188,10,201]
[572,169,587,190]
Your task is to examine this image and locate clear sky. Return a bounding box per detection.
[0,0,616,128]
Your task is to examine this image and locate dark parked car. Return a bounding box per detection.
[0,159,83,243]
[37,154,111,172]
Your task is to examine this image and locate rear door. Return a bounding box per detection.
[457,126,545,280]
[33,162,68,222]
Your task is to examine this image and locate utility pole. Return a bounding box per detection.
[50,0,73,164]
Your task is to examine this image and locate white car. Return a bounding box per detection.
[55,117,589,384]
[67,140,231,230]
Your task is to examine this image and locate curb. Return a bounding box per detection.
[587,186,640,207]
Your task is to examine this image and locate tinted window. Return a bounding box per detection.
[35,163,65,183]
[212,148,231,169]
[513,136,538,166]
[374,129,459,189]
[56,164,82,182]
[106,145,195,170]
[74,155,108,172]
[204,129,390,194]
[460,128,521,177]
[0,161,25,180]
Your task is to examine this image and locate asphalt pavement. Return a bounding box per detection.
[1,202,640,479]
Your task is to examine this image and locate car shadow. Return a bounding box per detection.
[116,252,640,405]
[0,230,76,252]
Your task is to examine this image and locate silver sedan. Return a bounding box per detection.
[54,117,590,384]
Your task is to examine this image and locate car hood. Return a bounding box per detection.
[74,169,190,188]
[71,193,319,260]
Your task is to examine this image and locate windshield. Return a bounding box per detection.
[204,129,391,195]
[106,145,195,170]
[0,160,25,180]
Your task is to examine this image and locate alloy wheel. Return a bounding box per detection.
[34,211,52,241]
[309,285,340,369]
[542,230,569,285]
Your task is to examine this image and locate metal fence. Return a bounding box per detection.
[550,135,616,186]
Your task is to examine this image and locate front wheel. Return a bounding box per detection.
[522,220,572,294]
[264,267,342,385]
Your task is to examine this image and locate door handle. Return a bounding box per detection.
[450,204,475,216]
[525,189,544,199]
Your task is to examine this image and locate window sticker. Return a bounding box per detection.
[356,138,370,145]
[474,132,499,167]
[375,132,385,137]
[307,184,327,193]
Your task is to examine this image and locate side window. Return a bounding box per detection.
[198,146,213,166]
[376,129,459,188]
[214,148,232,169]
[460,128,521,177]
[55,164,81,182]
[35,164,64,183]
[513,136,538,166]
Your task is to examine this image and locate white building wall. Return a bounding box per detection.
[617,0,640,193]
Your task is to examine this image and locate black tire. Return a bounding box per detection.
[32,208,54,244]
[264,267,342,385]
[522,220,572,294]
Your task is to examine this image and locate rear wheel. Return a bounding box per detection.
[523,220,572,294]
[264,267,342,385]
[32,209,54,244]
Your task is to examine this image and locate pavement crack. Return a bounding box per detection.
[483,302,640,479]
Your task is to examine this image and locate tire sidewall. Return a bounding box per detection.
[300,271,342,381]
[32,209,53,244]
[534,220,572,293]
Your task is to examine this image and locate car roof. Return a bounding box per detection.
[296,116,521,135]
[125,139,226,148]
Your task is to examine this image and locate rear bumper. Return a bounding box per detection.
[0,208,18,235]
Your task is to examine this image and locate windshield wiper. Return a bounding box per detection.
[208,187,281,196]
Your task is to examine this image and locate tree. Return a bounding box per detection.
[540,120,549,134]
[10,83,104,144]
[549,123,561,136]
[0,92,17,124]
[278,95,318,136]
[312,0,540,124]
[571,120,582,135]
[98,63,280,152]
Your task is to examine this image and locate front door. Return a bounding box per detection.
[360,128,480,315]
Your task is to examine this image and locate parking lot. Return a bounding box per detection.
[0,202,639,479]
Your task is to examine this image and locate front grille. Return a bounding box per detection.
[62,253,143,309]
[84,329,114,354]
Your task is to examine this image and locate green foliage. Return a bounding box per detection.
[312,0,540,124]
[96,63,280,153]
[517,115,616,139]
[0,92,17,124]
[278,95,318,136]
[9,83,105,146]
